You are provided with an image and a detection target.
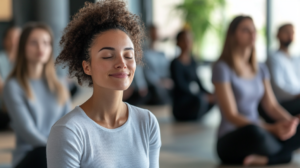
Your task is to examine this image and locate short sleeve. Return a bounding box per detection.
[212,61,231,83]
[47,125,83,168]
[259,63,270,80]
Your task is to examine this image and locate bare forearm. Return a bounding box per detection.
[267,104,292,122]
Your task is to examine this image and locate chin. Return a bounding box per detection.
[106,83,131,91]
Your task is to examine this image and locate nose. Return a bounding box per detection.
[114,54,127,69]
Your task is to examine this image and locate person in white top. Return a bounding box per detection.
[259,23,300,123]
[46,0,161,168]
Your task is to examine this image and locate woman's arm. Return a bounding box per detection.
[47,125,82,168]
[214,82,252,127]
[3,80,47,146]
[148,112,161,168]
[260,79,292,122]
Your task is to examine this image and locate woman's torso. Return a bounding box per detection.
[4,78,69,165]
[213,61,267,138]
[48,104,161,168]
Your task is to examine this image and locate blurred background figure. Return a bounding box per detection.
[3,23,71,168]
[170,30,215,121]
[259,23,300,123]
[212,15,300,166]
[0,26,20,131]
[143,25,173,105]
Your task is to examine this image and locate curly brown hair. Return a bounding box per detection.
[56,0,145,86]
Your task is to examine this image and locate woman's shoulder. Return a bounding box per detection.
[52,107,87,130]
[4,78,22,93]
[257,62,270,79]
[127,104,158,126]
[213,60,231,71]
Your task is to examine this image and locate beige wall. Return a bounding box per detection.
[0,0,12,21]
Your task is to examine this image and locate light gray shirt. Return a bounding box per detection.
[143,49,170,85]
[212,61,270,138]
[0,51,13,81]
[47,104,161,168]
[3,78,71,166]
[266,50,300,102]
[0,51,13,108]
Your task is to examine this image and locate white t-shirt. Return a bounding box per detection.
[47,103,161,168]
[267,50,300,102]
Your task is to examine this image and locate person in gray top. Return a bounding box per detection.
[212,16,300,166]
[47,1,161,168]
[143,25,173,105]
[3,23,71,168]
[0,26,20,130]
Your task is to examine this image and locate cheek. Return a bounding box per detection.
[127,61,136,75]
[25,45,35,60]
[43,46,52,61]
[91,59,110,76]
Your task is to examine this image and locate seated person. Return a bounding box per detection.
[170,30,214,121]
[259,23,300,123]
[4,23,71,168]
[47,1,161,167]
[143,25,173,105]
[213,15,300,166]
[0,26,20,130]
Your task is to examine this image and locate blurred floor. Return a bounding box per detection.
[1,88,300,168]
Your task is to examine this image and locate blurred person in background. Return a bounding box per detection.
[3,23,71,168]
[259,23,300,123]
[0,26,21,130]
[212,15,300,166]
[170,30,215,121]
[143,25,173,105]
[47,1,161,167]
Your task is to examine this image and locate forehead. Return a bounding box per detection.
[238,19,254,28]
[280,25,294,33]
[29,29,51,38]
[92,29,134,48]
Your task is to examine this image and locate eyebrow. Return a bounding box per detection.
[98,47,134,52]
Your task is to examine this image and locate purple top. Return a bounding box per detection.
[212,61,270,138]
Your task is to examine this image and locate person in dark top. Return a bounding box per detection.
[170,30,215,121]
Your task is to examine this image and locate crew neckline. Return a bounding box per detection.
[77,102,131,132]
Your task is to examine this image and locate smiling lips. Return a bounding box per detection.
[109,72,129,78]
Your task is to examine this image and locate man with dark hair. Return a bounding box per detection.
[170,30,214,121]
[0,26,21,130]
[260,23,300,123]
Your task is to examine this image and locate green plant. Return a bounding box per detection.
[175,0,225,58]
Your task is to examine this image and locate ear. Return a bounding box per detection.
[82,60,92,75]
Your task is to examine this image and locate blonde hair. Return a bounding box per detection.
[9,22,69,105]
[219,15,257,75]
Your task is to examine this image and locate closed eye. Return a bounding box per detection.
[102,56,113,59]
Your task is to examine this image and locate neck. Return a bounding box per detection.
[178,50,191,64]
[279,45,289,55]
[82,86,126,127]
[234,46,252,63]
[27,63,44,79]
[179,49,190,58]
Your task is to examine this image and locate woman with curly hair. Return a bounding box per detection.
[46,0,161,167]
[4,23,71,168]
